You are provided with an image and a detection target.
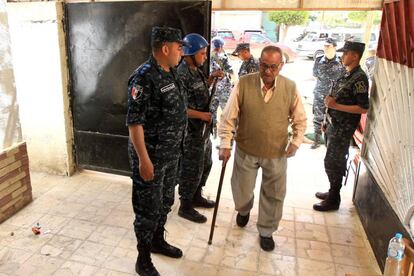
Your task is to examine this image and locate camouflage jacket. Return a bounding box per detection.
[313,55,346,96]
[177,60,211,138]
[126,55,187,160]
[238,55,259,77]
[328,65,369,129]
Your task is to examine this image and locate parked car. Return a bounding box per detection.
[296,29,378,60]
[239,33,297,63]
[239,29,266,41]
[211,29,238,50]
[295,30,333,59]
[211,29,236,41]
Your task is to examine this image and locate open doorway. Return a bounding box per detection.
[210,10,381,140]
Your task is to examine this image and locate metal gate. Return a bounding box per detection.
[66,1,211,175]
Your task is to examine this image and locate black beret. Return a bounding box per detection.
[232,43,250,56]
[337,41,366,56]
[151,26,184,44]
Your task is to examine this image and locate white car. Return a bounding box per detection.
[296,29,378,60]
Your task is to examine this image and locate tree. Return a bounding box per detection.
[268,11,309,42]
[349,11,382,25]
[348,11,367,23]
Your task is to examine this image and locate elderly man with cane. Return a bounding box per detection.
[216,45,307,251]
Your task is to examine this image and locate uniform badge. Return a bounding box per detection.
[131,85,143,100]
[355,81,367,94]
[160,83,176,93]
[192,81,204,90]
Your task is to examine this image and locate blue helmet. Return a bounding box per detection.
[212,36,225,49]
[183,33,209,56]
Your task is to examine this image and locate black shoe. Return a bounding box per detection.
[193,195,215,208]
[310,141,320,149]
[151,240,182,258]
[311,133,321,149]
[236,212,249,227]
[313,199,340,212]
[193,187,215,208]
[315,191,329,200]
[178,200,207,223]
[311,143,321,149]
[151,228,183,259]
[259,235,275,251]
[136,248,160,276]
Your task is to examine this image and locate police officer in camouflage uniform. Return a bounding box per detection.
[232,43,259,77]
[127,26,187,276]
[311,38,346,149]
[210,36,234,110]
[177,33,224,223]
[313,41,369,212]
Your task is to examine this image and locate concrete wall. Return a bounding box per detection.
[7,2,75,176]
[0,0,21,149]
[212,11,262,38]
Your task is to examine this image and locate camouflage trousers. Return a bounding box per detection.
[324,123,354,198]
[178,136,212,200]
[312,92,327,135]
[131,158,179,246]
[216,79,232,110]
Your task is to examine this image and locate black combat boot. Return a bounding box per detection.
[178,199,207,223]
[313,192,341,211]
[313,173,342,211]
[151,227,183,258]
[136,244,160,276]
[315,191,329,200]
[192,187,215,208]
[311,133,321,149]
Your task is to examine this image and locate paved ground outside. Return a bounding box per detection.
[0,140,381,275]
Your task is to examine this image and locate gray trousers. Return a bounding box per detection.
[231,146,287,237]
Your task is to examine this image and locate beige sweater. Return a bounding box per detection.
[219,72,307,158]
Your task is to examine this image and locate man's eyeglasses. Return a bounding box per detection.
[259,60,283,71]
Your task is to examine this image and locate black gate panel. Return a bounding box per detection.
[354,161,412,271]
[66,1,211,175]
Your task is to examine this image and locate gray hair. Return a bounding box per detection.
[261,45,283,61]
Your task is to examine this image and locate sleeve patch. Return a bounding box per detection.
[131,85,143,100]
[355,81,367,94]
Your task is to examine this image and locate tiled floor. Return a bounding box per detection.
[0,141,381,275]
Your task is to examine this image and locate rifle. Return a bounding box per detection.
[202,77,219,140]
[211,53,232,81]
[322,72,362,132]
[321,81,335,132]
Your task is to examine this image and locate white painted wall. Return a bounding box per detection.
[212,11,262,38]
[0,0,21,149]
[7,2,74,175]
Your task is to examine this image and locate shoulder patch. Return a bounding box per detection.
[131,84,144,100]
[354,80,367,94]
[128,63,152,86]
[138,63,151,76]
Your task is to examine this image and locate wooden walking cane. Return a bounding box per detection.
[208,159,227,245]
